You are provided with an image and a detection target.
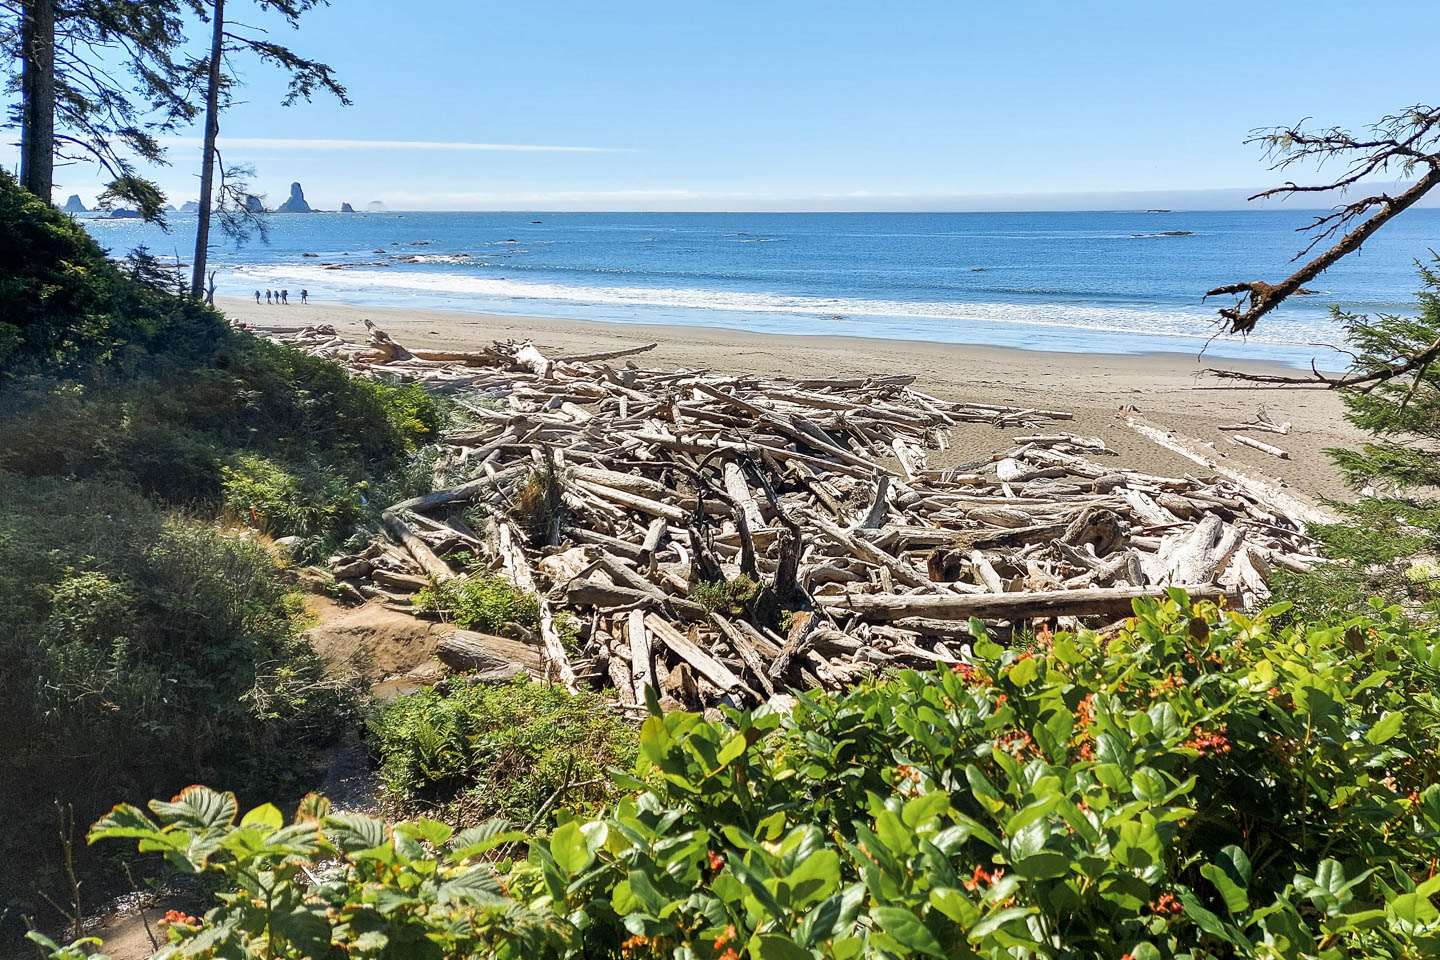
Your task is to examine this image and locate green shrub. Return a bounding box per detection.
[1283,256,1440,617]
[82,593,1440,958]
[222,453,365,543]
[415,576,541,633]
[0,169,223,377]
[0,470,359,908]
[367,678,637,824]
[692,574,759,615]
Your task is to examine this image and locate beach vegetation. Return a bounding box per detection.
[0,169,430,915]
[75,591,1440,958]
[414,576,542,635]
[514,452,569,546]
[366,677,637,825]
[692,574,760,616]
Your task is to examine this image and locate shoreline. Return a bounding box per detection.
[218,296,1367,502]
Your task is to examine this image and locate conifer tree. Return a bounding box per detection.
[5,0,195,216]
[1207,106,1440,612]
[188,0,347,298]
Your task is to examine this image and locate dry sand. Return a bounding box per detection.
[219,296,1366,503]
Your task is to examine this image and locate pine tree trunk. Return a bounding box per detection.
[190,0,225,299]
[19,0,56,202]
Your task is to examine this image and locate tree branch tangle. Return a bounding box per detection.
[1205,106,1440,334]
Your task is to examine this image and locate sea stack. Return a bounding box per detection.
[340,202,356,213]
[244,195,265,213]
[179,200,199,213]
[276,181,313,213]
[61,194,87,214]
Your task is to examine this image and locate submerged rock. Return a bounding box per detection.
[276,181,313,213]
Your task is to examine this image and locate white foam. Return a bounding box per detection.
[231,263,1340,346]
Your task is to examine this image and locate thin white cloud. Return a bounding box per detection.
[171,136,628,153]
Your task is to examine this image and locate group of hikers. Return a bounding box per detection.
[255,288,308,305]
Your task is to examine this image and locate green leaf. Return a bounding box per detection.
[550,820,593,874]
[967,906,1036,940]
[1007,657,1038,686]
[273,906,332,957]
[1366,710,1404,744]
[402,817,453,846]
[627,867,670,915]
[1201,863,1249,914]
[871,906,946,958]
[1175,887,1236,944]
[639,715,670,764]
[799,884,866,948]
[716,731,749,768]
[150,786,237,829]
[325,813,387,852]
[448,818,520,860]
[437,864,508,905]
[240,803,283,831]
[929,887,979,926]
[1131,768,1167,805]
[750,933,815,960]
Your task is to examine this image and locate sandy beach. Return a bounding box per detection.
[219,296,1367,503]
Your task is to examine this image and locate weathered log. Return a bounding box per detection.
[381,510,456,582]
[819,584,1231,621]
[627,609,654,703]
[436,629,544,674]
[1232,434,1291,460]
[644,612,746,696]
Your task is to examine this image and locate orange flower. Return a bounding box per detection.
[708,850,725,871]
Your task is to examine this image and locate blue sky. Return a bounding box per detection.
[14,0,1440,210]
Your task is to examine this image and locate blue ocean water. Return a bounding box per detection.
[82,209,1440,366]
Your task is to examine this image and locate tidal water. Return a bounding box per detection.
[83,209,1440,366]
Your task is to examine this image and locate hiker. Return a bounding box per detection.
[265,289,272,304]
[280,289,289,305]
[254,290,261,304]
[300,288,308,304]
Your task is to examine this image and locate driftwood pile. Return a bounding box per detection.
[254,320,1325,710]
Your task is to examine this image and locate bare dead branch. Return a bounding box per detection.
[1206,106,1440,335]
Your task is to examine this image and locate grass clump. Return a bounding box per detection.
[367,677,636,825]
[513,454,567,546]
[415,576,541,633]
[691,574,759,615]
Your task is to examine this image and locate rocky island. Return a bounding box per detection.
[276,181,314,213]
[340,202,356,213]
[61,194,87,214]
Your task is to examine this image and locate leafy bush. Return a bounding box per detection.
[367,678,637,824]
[79,593,1440,958]
[415,576,541,633]
[222,453,365,544]
[0,170,221,377]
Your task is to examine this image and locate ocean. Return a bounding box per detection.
[81,209,1440,367]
